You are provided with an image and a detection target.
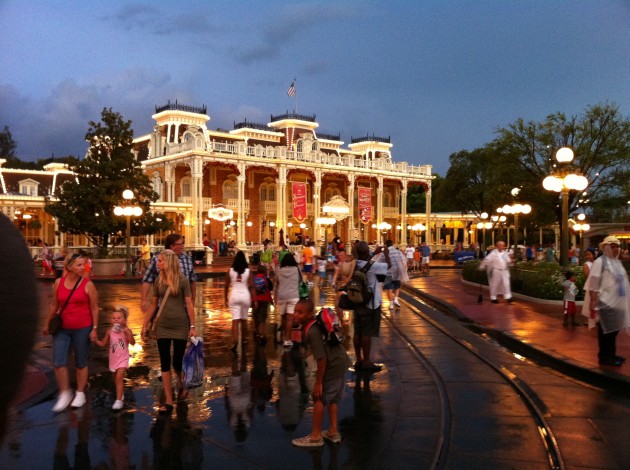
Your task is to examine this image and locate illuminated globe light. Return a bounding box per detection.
[133,207,143,217]
[481,212,488,219]
[476,222,484,229]
[555,147,574,163]
[123,207,134,216]
[513,203,523,213]
[114,207,124,216]
[502,205,513,214]
[521,204,532,214]
[564,174,588,191]
[122,189,134,200]
[543,175,564,192]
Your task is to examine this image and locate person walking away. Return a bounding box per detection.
[141,249,196,412]
[301,241,316,284]
[291,298,348,447]
[420,242,431,276]
[37,239,54,276]
[224,251,256,353]
[94,306,135,410]
[380,240,405,310]
[480,241,513,303]
[581,236,630,366]
[274,252,301,348]
[560,271,578,327]
[413,246,421,274]
[339,241,390,371]
[141,233,196,319]
[252,264,273,344]
[43,253,99,412]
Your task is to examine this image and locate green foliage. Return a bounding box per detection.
[45,108,172,257]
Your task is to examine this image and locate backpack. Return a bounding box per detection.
[253,273,270,295]
[306,307,344,346]
[342,261,373,307]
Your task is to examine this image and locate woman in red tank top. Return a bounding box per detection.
[43,253,100,412]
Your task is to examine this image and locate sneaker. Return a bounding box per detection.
[71,391,86,408]
[292,435,324,447]
[283,340,293,348]
[389,304,395,310]
[52,390,74,413]
[393,298,401,307]
[112,399,124,411]
[322,430,342,443]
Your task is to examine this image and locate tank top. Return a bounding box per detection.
[57,276,92,329]
[109,328,130,371]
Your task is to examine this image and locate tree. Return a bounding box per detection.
[45,108,173,256]
[0,126,17,159]
[492,102,630,229]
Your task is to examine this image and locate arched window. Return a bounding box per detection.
[383,192,393,207]
[180,177,192,198]
[260,185,267,201]
[152,172,163,200]
[222,179,238,200]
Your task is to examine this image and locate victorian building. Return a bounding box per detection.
[133,101,434,249]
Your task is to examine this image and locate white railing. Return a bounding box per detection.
[162,140,433,177]
[226,199,250,212]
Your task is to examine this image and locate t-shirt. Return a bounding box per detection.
[562,280,578,301]
[304,320,348,381]
[317,259,327,273]
[421,245,431,257]
[405,247,415,259]
[302,246,316,265]
[140,243,151,261]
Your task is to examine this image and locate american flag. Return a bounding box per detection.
[287,81,296,97]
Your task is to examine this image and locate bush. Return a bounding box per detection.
[462,260,587,301]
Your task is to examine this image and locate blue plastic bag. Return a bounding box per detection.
[182,337,204,390]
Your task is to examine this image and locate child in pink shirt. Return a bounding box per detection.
[95,306,135,410]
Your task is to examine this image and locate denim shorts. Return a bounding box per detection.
[383,280,401,290]
[53,326,92,368]
[322,375,345,405]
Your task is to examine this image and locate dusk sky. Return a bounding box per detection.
[1,0,628,176]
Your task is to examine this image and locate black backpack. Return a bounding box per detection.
[342,261,373,307]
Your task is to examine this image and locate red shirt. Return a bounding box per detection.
[57,277,92,329]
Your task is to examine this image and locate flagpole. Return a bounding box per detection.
[294,78,297,114]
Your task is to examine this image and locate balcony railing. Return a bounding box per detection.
[270,112,316,123]
[155,101,207,115]
[233,120,274,132]
[226,199,250,212]
[176,197,212,208]
[316,132,341,141]
[351,134,391,144]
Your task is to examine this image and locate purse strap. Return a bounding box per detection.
[150,286,172,332]
[57,277,83,317]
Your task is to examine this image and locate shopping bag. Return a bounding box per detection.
[182,337,204,390]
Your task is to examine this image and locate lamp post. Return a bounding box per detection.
[377,222,392,244]
[476,213,492,255]
[498,203,532,260]
[316,216,335,243]
[573,213,590,265]
[543,147,589,267]
[114,190,143,277]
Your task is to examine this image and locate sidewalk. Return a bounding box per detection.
[404,268,630,389]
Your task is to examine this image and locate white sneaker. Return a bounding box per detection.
[70,391,86,408]
[389,304,395,310]
[112,399,124,411]
[52,390,74,413]
[393,298,401,307]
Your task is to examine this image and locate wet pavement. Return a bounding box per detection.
[3,263,630,469]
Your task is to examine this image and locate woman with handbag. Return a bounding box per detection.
[141,249,196,413]
[274,252,302,348]
[43,253,100,412]
[224,251,256,353]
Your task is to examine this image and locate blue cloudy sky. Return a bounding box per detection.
[1,0,628,176]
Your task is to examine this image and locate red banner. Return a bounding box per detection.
[358,187,372,224]
[292,181,307,222]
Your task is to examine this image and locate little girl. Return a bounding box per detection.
[95,306,135,410]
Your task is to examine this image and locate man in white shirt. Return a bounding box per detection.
[480,241,513,303]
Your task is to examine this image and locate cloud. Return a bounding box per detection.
[231,3,358,65]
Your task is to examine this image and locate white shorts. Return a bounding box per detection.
[422,256,430,264]
[229,291,251,320]
[276,298,299,316]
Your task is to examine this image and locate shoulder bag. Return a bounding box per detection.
[147,286,172,339]
[297,267,310,299]
[49,277,82,335]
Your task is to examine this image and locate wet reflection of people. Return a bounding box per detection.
[107,413,131,469]
[277,349,308,431]
[149,401,203,468]
[225,350,253,442]
[53,408,91,470]
[251,343,274,414]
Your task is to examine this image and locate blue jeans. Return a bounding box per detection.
[53,326,92,368]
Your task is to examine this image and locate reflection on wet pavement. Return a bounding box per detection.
[2,277,397,469]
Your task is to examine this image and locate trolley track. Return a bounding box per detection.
[382,291,565,469]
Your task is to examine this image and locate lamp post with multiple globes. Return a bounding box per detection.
[542,147,589,267]
[573,213,590,265]
[114,190,143,277]
[497,202,532,260]
[475,212,492,255]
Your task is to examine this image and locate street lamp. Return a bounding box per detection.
[316,216,336,242]
[377,222,392,244]
[543,147,589,267]
[114,190,143,277]
[573,213,590,265]
[499,202,532,259]
[476,213,493,255]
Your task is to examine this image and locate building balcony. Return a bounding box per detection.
[176,197,212,208]
[226,199,250,212]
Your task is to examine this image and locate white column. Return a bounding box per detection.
[347,174,356,243]
[237,164,247,248]
[401,181,408,245]
[190,157,204,248]
[425,183,432,245]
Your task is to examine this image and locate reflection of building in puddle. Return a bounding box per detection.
[251,344,274,414]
